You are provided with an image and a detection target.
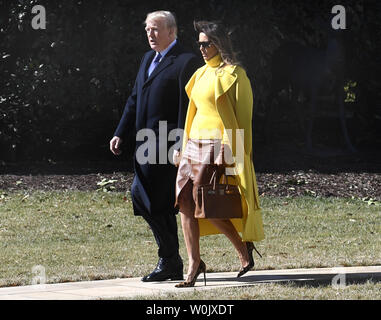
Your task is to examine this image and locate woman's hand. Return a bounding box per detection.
[173,149,182,167]
[214,144,234,167]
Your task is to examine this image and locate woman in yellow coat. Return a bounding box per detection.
[173,21,264,287]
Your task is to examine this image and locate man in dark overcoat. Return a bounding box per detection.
[110,11,199,282]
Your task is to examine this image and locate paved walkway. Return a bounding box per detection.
[0,266,380,300]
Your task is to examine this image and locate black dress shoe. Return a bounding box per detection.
[141,256,184,282]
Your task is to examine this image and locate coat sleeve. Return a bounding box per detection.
[234,69,254,155]
[113,80,137,141]
[113,54,147,141]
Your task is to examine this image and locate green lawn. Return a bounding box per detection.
[0,190,380,299]
[131,280,381,300]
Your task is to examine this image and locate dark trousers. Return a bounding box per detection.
[131,174,180,261]
[141,211,180,259]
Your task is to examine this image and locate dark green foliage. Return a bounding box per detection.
[0,0,379,161]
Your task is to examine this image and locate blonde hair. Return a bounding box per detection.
[145,11,177,37]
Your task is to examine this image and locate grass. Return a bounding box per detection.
[0,190,380,299]
[131,280,381,300]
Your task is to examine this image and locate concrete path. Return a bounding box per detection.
[0,266,380,300]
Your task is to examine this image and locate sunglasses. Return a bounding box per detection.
[196,41,212,49]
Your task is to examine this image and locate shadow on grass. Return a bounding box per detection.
[206,271,381,288]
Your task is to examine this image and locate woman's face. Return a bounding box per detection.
[198,32,218,61]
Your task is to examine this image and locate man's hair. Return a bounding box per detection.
[145,11,177,36]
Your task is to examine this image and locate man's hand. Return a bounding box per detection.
[110,136,123,155]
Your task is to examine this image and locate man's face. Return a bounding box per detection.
[145,18,175,52]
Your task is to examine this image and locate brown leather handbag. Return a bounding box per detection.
[195,169,243,219]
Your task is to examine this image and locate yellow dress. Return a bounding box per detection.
[183,56,265,242]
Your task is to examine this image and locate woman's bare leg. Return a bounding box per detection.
[208,219,250,267]
[179,211,201,280]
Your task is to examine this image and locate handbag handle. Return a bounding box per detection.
[209,168,233,190]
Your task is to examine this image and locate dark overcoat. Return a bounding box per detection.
[114,42,199,216]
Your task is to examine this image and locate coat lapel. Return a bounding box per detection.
[215,65,237,101]
[143,43,181,86]
[185,63,237,101]
[185,64,207,98]
[144,56,174,85]
[139,51,155,83]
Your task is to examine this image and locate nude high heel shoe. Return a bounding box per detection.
[175,260,206,288]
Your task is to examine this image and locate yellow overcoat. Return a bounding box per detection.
[182,63,265,242]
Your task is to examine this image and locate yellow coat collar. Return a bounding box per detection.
[185,64,238,101]
[214,65,237,100]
